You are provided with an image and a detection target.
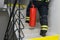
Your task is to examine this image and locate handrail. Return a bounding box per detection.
[4,0,17,40]
[7,0,17,28]
[4,0,25,40]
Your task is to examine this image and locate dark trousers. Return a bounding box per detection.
[26,1,49,36]
[26,1,49,26]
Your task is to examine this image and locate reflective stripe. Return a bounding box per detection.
[41,25,48,28]
[7,3,26,8]
[41,25,48,30]
[26,17,30,20]
[26,17,30,18]
[41,28,48,30]
[26,19,30,20]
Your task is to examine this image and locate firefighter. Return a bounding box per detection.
[26,0,49,36]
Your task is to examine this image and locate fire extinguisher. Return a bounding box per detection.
[29,4,37,28]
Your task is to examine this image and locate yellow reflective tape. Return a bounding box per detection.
[26,17,30,18]
[41,28,48,30]
[26,19,30,20]
[41,25,48,28]
[7,3,26,8]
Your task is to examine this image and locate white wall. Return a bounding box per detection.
[47,0,60,35]
[0,0,4,8]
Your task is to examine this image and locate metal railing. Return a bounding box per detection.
[4,0,25,40]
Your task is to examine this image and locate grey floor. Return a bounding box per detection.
[0,10,9,40]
